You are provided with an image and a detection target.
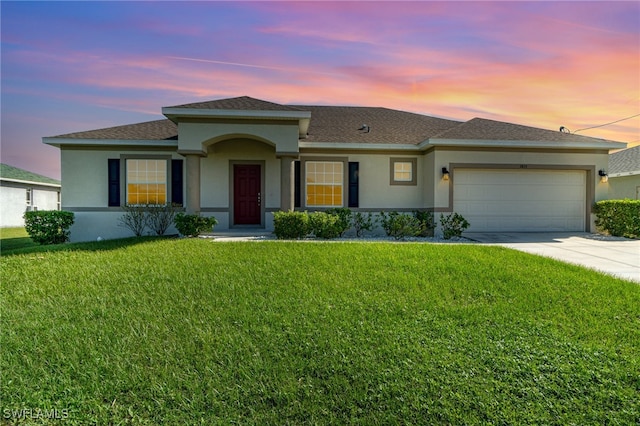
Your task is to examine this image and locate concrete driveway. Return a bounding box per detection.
[466,233,640,283]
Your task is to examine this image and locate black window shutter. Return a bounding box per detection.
[108,159,120,206]
[348,162,359,208]
[294,160,301,208]
[171,159,183,206]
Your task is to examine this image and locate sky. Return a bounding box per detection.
[1,1,639,179]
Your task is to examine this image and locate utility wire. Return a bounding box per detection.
[573,113,640,133]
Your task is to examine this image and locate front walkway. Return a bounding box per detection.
[466,232,640,283]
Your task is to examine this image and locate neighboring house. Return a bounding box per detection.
[0,163,61,227]
[608,145,640,200]
[43,96,626,242]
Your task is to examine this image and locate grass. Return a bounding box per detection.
[0,227,37,252]
[1,237,639,424]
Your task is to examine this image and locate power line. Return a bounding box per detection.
[573,113,640,133]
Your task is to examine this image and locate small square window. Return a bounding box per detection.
[390,158,417,186]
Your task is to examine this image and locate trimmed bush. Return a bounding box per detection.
[413,210,435,237]
[593,199,640,238]
[174,213,218,237]
[440,212,470,239]
[325,208,352,237]
[309,212,343,239]
[352,212,377,237]
[273,211,309,239]
[379,211,423,240]
[23,210,75,245]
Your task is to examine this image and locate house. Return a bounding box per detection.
[608,145,640,200]
[0,163,61,228]
[43,96,626,242]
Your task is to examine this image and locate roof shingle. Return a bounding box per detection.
[609,145,640,175]
[51,119,177,140]
[0,163,60,185]
[166,96,303,112]
[432,117,612,143]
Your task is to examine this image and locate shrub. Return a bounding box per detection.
[413,210,435,237]
[352,212,377,237]
[147,203,181,236]
[379,211,423,240]
[440,212,470,239]
[23,210,75,245]
[118,205,149,237]
[325,208,352,237]
[309,212,343,239]
[174,213,218,237]
[593,199,640,238]
[273,211,309,239]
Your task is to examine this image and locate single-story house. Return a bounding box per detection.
[43,96,626,242]
[608,145,640,200]
[0,163,61,228]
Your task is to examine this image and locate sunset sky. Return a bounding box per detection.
[2,1,639,179]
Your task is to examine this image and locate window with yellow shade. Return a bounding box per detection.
[306,161,343,207]
[126,159,167,205]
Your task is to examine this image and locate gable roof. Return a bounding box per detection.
[167,96,303,112]
[0,163,60,186]
[609,145,640,176]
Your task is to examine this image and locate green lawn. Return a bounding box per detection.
[0,227,37,252]
[1,238,639,424]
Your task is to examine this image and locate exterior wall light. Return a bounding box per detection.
[598,169,608,183]
[442,167,450,181]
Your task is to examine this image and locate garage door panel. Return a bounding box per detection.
[453,169,586,232]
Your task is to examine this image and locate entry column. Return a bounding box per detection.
[183,153,203,214]
[279,156,296,211]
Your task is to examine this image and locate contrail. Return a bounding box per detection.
[166,56,342,76]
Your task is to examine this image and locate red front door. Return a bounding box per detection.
[233,164,261,225]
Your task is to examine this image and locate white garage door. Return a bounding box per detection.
[453,169,586,232]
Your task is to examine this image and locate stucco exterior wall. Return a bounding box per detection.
[179,121,300,154]
[203,139,280,210]
[0,182,60,227]
[347,153,425,209]
[61,148,183,208]
[608,175,640,200]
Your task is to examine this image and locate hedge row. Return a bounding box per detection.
[593,199,640,238]
[273,210,469,240]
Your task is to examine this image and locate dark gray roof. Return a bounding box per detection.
[167,96,303,112]
[432,117,612,143]
[50,119,177,140]
[0,163,60,185]
[46,96,622,147]
[609,145,640,174]
[292,105,461,144]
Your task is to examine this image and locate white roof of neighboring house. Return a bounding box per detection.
[609,145,640,177]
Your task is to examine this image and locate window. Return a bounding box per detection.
[306,161,344,207]
[390,158,417,186]
[57,191,61,210]
[126,159,167,204]
[108,158,182,207]
[26,188,32,206]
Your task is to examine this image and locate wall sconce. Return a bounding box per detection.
[442,167,450,181]
[598,169,608,183]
